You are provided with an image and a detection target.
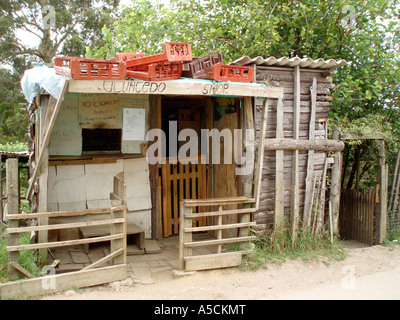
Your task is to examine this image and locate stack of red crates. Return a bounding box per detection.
[54,42,254,83]
[54,56,126,80]
[123,43,192,81]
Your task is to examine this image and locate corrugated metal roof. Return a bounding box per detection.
[231,56,350,70]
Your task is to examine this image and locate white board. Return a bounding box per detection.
[123,108,146,141]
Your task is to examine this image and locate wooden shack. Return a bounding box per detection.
[232,56,348,235]
[20,56,348,274]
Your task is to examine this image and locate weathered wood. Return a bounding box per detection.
[67,79,284,99]
[254,98,269,210]
[0,265,127,300]
[376,141,388,244]
[264,138,345,152]
[182,197,255,207]
[330,128,342,234]
[6,158,19,280]
[274,97,285,227]
[185,208,255,219]
[184,252,243,272]
[27,80,69,200]
[7,234,124,252]
[303,77,317,228]
[290,65,301,240]
[184,221,256,233]
[9,262,34,279]
[240,96,255,238]
[111,207,127,265]
[389,150,400,214]
[179,202,192,270]
[340,133,386,140]
[6,206,126,220]
[81,248,124,271]
[185,235,256,248]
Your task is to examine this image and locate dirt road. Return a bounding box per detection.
[42,242,400,300]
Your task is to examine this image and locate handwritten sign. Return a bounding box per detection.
[78,93,119,128]
[123,108,146,141]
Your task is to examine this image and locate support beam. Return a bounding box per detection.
[264,138,345,152]
[291,65,301,239]
[330,128,342,234]
[6,158,19,281]
[274,98,285,227]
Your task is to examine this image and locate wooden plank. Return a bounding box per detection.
[81,248,124,271]
[27,81,69,200]
[7,234,124,252]
[254,98,269,210]
[185,208,256,219]
[7,218,125,234]
[0,265,127,300]
[184,252,242,272]
[67,79,284,99]
[376,142,388,244]
[389,150,400,214]
[6,206,125,220]
[179,203,193,270]
[9,262,34,279]
[185,235,256,248]
[240,97,255,238]
[184,221,256,233]
[275,97,285,227]
[111,207,126,265]
[303,77,317,228]
[263,138,345,152]
[330,128,342,234]
[291,65,301,239]
[6,158,19,280]
[182,197,255,207]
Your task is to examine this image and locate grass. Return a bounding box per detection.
[234,222,347,271]
[0,225,41,283]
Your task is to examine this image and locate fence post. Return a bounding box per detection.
[6,158,20,280]
[179,201,192,271]
[376,141,388,244]
[111,206,127,265]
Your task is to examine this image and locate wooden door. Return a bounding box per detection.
[161,160,207,237]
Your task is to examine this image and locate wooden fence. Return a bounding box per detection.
[340,188,376,245]
[179,197,257,271]
[1,206,127,299]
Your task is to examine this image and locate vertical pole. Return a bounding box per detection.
[6,158,19,280]
[303,77,317,228]
[111,206,127,265]
[376,140,387,244]
[179,201,192,271]
[254,98,269,210]
[240,97,255,238]
[291,66,301,241]
[330,127,342,235]
[38,148,49,267]
[275,98,285,227]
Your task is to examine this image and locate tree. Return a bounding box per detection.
[98,0,400,187]
[0,0,122,147]
[0,0,121,65]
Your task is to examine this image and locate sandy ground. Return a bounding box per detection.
[42,241,400,300]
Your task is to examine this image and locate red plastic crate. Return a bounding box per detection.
[54,56,126,80]
[208,64,254,83]
[125,43,192,68]
[116,52,146,61]
[125,62,183,81]
[182,51,223,79]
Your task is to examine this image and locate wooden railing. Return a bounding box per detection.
[179,197,257,271]
[6,206,127,279]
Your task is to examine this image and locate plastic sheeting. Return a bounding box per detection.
[21,64,66,103]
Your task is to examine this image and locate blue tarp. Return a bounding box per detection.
[21,64,66,103]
